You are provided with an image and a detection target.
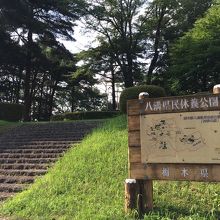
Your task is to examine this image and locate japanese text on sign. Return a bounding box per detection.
[144,95,219,113]
[161,167,209,179]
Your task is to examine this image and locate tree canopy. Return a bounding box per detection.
[0,0,218,120]
[169,2,220,94]
[0,0,105,120]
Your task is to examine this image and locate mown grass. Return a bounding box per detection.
[0,116,129,220]
[0,120,20,134]
[0,115,220,220]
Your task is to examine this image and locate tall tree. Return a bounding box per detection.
[32,36,76,120]
[84,0,213,88]
[85,0,145,88]
[76,42,125,110]
[0,0,85,120]
[0,23,25,103]
[169,2,220,94]
[140,0,213,84]
[56,64,106,112]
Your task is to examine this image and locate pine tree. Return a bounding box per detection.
[0,0,86,120]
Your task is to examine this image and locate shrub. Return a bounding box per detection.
[50,114,65,121]
[64,112,81,120]
[0,103,24,121]
[119,85,166,113]
[51,111,120,121]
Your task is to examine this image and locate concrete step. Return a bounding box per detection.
[0,169,47,176]
[0,133,85,138]
[0,120,100,201]
[0,183,28,193]
[0,153,63,159]
[0,175,35,184]
[0,163,49,170]
[0,192,15,201]
[0,142,79,149]
[1,131,90,138]
[0,148,69,154]
[1,140,78,145]
[0,144,72,150]
[0,137,83,143]
[2,130,92,137]
[0,158,57,164]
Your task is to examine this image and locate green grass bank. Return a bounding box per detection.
[0,116,220,220]
[0,120,20,134]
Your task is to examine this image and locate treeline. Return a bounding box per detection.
[0,0,219,121]
[0,0,105,121]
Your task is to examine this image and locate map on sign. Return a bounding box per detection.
[140,111,220,164]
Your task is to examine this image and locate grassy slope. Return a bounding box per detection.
[0,116,220,220]
[0,120,20,134]
[0,116,129,220]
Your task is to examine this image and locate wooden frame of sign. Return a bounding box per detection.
[126,93,220,215]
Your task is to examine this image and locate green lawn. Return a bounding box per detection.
[0,120,20,134]
[0,116,220,220]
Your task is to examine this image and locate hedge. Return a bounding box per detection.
[50,114,65,121]
[119,85,166,113]
[51,111,120,121]
[0,103,24,121]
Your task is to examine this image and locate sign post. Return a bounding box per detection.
[125,92,153,216]
[126,88,220,215]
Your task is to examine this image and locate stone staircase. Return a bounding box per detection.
[0,121,99,201]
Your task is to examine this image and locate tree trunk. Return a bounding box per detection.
[47,82,57,120]
[125,52,134,88]
[110,61,116,110]
[37,73,47,121]
[123,71,134,88]
[30,71,39,120]
[15,67,23,104]
[30,71,38,102]
[112,52,134,88]
[70,87,75,112]
[123,58,134,88]
[147,8,165,84]
[23,29,33,121]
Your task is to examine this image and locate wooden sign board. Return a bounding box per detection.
[127,94,220,182]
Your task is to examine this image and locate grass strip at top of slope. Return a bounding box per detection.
[0,115,130,220]
[0,120,21,134]
[1,116,220,220]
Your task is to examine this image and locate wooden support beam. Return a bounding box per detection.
[125,179,153,216]
[125,179,138,212]
[144,180,153,211]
